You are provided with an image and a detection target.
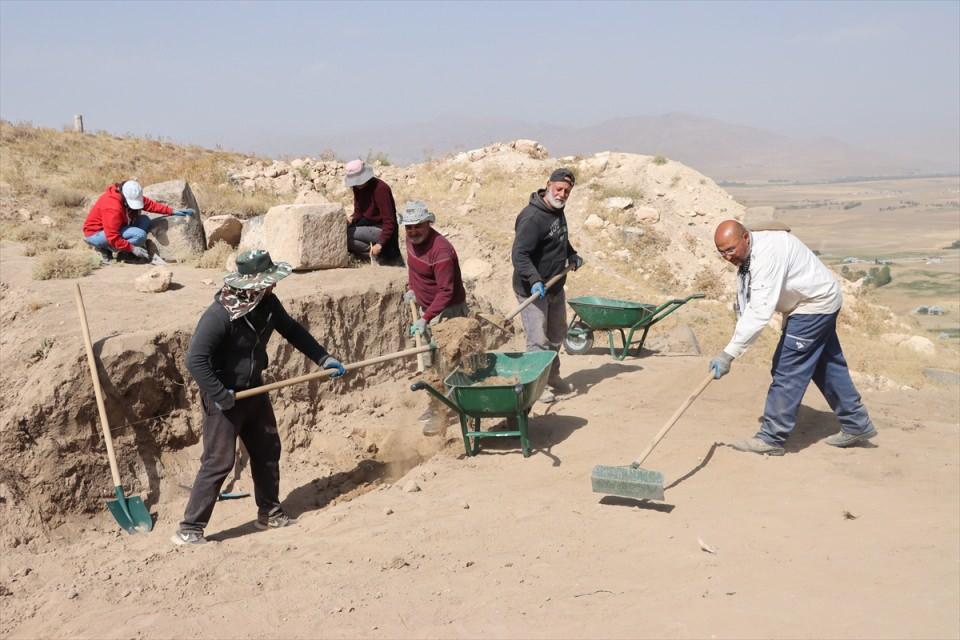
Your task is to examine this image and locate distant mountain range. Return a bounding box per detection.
[250,112,959,183]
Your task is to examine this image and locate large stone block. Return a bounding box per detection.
[203,215,243,248]
[238,215,266,252]
[263,204,348,270]
[143,179,206,260]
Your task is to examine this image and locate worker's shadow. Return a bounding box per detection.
[785,405,876,453]
[471,414,589,467]
[565,362,641,395]
[207,459,388,543]
[598,442,723,513]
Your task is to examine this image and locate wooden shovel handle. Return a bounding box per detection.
[235,344,434,400]
[74,283,123,488]
[632,372,714,466]
[503,267,572,322]
[409,299,426,373]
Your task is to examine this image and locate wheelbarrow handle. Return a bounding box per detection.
[664,293,706,305]
[411,380,461,414]
[504,266,572,322]
[235,344,435,400]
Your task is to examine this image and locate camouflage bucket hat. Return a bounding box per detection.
[223,250,292,290]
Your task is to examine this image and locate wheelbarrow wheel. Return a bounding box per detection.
[564,322,594,355]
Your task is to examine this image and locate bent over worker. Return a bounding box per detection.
[710,220,876,456]
[173,250,346,545]
[402,201,468,435]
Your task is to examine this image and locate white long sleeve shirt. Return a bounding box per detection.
[724,231,842,358]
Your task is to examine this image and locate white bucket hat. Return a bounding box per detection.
[343,159,375,188]
[121,180,145,210]
[400,201,436,225]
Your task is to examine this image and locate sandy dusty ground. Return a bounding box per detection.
[2,343,958,639]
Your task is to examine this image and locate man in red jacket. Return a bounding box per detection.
[344,160,402,266]
[82,180,193,264]
[402,200,468,435]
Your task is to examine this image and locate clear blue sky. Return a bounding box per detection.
[1,0,958,158]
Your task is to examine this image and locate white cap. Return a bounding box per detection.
[121,180,144,210]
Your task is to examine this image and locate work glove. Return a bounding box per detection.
[568,254,584,271]
[410,318,427,337]
[402,290,418,305]
[322,357,346,378]
[710,351,733,379]
[214,390,236,411]
[531,282,546,299]
[130,246,150,260]
[172,208,195,217]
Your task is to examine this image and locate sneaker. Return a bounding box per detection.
[538,388,556,404]
[255,509,297,530]
[170,529,208,546]
[548,379,575,395]
[732,437,785,456]
[824,426,878,448]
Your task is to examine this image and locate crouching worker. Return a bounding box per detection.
[402,201,468,435]
[172,250,346,546]
[82,179,193,264]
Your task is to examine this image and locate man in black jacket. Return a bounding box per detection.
[511,168,584,404]
[172,250,346,546]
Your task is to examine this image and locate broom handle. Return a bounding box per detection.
[74,283,123,488]
[235,344,434,399]
[504,267,571,322]
[632,372,714,466]
[409,299,426,373]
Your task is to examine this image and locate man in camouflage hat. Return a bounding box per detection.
[172,250,346,545]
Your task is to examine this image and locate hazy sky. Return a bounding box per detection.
[1,0,958,157]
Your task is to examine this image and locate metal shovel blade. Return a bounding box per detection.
[590,464,665,501]
[106,486,153,533]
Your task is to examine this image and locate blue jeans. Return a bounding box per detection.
[83,214,152,251]
[758,311,873,446]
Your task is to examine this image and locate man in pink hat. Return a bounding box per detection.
[344,159,402,266]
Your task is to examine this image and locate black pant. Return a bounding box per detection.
[179,394,281,532]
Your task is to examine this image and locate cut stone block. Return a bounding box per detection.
[143,179,206,260]
[263,204,349,270]
[238,215,266,252]
[203,215,243,248]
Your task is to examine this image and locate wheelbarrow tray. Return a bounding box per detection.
[567,296,656,329]
[444,351,556,417]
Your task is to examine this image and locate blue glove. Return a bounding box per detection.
[402,290,418,305]
[410,318,427,337]
[568,255,584,271]
[214,390,236,411]
[531,282,546,299]
[323,357,346,378]
[172,208,195,217]
[710,351,733,379]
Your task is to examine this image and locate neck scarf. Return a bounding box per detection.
[218,284,269,321]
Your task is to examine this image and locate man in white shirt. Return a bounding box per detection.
[710,220,876,456]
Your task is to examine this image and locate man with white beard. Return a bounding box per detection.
[511,168,584,404]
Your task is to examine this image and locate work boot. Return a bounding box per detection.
[548,378,575,395]
[538,388,556,404]
[95,247,113,265]
[170,529,209,546]
[255,508,297,530]
[731,437,785,456]
[824,426,878,448]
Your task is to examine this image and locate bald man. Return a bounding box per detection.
[711,220,876,455]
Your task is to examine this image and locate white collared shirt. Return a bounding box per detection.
[724,231,842,358]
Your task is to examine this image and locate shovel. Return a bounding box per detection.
[409,300,430,372]
[74,283,154,533]
[234,344,435,400]
[477,266,572,334]
[591,371,714,501]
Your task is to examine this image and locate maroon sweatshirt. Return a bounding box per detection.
[406,229,466,323]
[349,177,397,249]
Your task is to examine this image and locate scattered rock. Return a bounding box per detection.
[402,480,421,493]
[134,267,173,293]
[899,335,936,357]
[629,206,660,224]
[38,215,54,227]
[462,502,470,510]
[583,214,606,229]
[293,190,331,205]
[16,208,32,221]
[603,197,634,210]
[238,215,266,253]
[382,556,409,570]
[697,537,717,554]
[202,215,243,248]
[922,368,960,386]
[384,507,394,516]
[461,258,492,281]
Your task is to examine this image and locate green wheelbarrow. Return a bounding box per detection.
[564,293,704,361]
[410,351,556,458]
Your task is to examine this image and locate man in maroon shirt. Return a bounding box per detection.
[402,201,468,435]
[344,159,402,266]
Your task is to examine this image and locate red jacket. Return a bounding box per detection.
[82,184,172,252]
[406,229,466,323]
